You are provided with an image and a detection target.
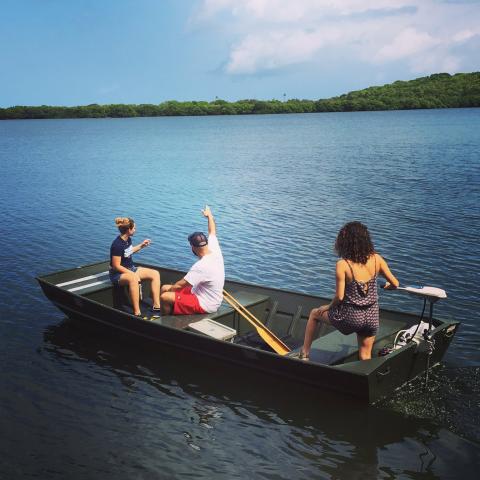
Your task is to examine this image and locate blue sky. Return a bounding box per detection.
[1,0,479,107]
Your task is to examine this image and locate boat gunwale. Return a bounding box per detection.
[37,263,460,363]
[36,259,456,325]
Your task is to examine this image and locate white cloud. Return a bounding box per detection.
[453,29,478,43]
[410,51,460,75]
[194,0,480,76]
[374,28,439,62]
[198,0,417,22]
[226,27,345,74]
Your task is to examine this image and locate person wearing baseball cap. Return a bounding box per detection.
[160,206,225,315]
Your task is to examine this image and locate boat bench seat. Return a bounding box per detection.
[306,317,410,365]
[154,290,270,332]
[59,271,271,336]
[55,271,111,295]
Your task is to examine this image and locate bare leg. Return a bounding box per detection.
[160,291,175,315]
[302,307,330,358]
[357,335,375,360]
[136,267,161,308]
[118,272,141,316]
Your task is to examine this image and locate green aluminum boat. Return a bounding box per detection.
[37,260,459,404]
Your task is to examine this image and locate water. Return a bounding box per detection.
[1,110,479,478]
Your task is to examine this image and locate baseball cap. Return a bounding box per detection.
[188,231,208,247]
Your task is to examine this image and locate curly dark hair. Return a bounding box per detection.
[334,221,375,264]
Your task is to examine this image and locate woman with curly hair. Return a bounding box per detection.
[300,221,399,361]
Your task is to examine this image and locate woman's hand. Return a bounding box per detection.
[311,305,329,319]
[383,281,397,290]
[133,239,151,254]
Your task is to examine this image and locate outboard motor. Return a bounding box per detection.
[380,283,447,388]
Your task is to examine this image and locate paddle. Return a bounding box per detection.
[222,289,291,356]
[379,281,447,302]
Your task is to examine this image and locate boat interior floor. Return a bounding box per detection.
[87,283,415,366]
[114,288,271,334]
[288,317,410,365]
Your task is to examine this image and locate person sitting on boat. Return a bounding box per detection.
[160,206,225,315]
[109,217,162,317]
[300,221,399,361]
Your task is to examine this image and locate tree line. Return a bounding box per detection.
[1,72,479,120]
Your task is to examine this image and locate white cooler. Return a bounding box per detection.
[188,318,237,341]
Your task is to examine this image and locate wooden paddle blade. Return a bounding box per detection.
[222,289,291,355]
[256,327,290,355]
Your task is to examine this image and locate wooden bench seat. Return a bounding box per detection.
[59,272,271,337]
[152,290,270,332]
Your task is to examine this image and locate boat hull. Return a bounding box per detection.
[37,261,459,404]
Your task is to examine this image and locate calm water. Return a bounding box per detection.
[1,110,479,478]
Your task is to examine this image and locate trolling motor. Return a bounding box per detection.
[396,285,446,337]
[379,282,447,388]
[392,285,446,341]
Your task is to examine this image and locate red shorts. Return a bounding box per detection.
[173,286,206,315]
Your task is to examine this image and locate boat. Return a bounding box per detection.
[37,260,459,404]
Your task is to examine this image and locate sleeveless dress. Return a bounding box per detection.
[327,257,380,337]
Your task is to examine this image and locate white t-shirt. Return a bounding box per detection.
[185,235,225,313]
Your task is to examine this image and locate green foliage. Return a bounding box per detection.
[1,72,479,119]
[315,72,480,112]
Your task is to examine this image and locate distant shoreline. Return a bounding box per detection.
[0,106,478,122]
[2,72,479,120]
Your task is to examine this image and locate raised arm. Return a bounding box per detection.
[202,205,216,236]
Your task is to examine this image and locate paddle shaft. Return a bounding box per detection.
[222,290,291,355]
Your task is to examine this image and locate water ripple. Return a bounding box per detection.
[1,110,479,478]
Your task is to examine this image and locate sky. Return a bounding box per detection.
[0,0,479,107]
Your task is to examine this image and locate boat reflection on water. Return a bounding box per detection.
[41,319,477,479]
